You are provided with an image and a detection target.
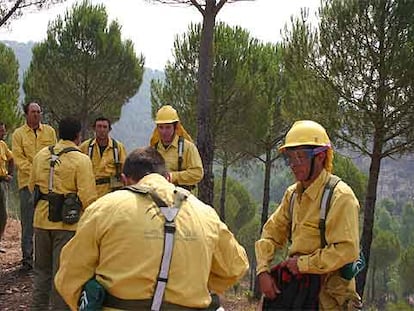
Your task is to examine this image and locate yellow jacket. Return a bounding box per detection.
[55,174,248,310]
[154,134,203,186]
[255,169,360,309]
[79,138,127,197]
[12,123,57,189]
[29,140,97,231]
[0,140,13,177]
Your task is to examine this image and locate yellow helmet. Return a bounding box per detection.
[150,105,194,146]
[155,105,180,124]
[279,120,333,172]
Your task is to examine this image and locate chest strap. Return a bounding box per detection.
[88,138,121,177]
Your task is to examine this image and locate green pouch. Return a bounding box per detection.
[340,249,366,280]
[79,278,106,311]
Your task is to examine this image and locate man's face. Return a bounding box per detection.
[157,123,175,145]
[94,120,110,140]
[0,125,6,140]
[284,147,315,182]
[26,103,42,126]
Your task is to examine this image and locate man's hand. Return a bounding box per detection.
[165,172,172,183]
[281,255,300,275]
[258,271,280,300]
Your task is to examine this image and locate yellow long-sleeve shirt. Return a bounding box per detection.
[0,140,13,177]
[12,123,57,189]
[154,134,203,186]
[55,173,248,310]
[79,138,127,197]
[29,140,97,231]
[255,169,360,309]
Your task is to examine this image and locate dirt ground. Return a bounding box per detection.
[0,218,258,310]
[0,218,32,310]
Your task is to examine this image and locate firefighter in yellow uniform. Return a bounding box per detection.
[12,102,57,270]
[55,147,248,311]
[80,117,127,198]
[255,120,361,310]
[150,105,203,190]
[29,117,97,310]
[0,122,13,250]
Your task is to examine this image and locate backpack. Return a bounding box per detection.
[288,175,365,280]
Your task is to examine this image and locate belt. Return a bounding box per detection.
[39,192,49,200]
[104,294,215,311]
[96,177,111,185]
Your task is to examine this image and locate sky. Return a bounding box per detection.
[0,0,320,70]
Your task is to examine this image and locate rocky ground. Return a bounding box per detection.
[0,218,258,310]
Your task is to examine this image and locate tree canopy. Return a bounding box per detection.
[0,41,22,129]
[23,0,144,137]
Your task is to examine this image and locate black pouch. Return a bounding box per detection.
[48,192,65,222]
[33,185,41,208]
[263,265,321,310]
[62,193,82,224]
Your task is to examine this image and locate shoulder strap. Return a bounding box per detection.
[112,139,121,178]
[319,175,341,247]
[48,146,58,192]
[48,146,81,192]
[177,136,184,171]
[150,188,187,311]
[58,147,80,156]
[88,139,94,159]
[288,190,297,242]
[288,175,341,248]
[122,184,188,311]
[112,138,119,163]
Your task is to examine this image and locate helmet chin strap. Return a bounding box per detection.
[305,156,316,181]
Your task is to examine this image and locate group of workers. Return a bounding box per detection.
[0,101,362,310]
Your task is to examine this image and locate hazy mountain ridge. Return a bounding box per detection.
[2,40,413,204]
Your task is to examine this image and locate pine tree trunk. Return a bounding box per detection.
[196,0,216,206]
[219,162,228,222]
[260,149,272,232]
[357,138,382,297]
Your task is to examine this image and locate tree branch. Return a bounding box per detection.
[0,0,24,28]
[189,0,204,15]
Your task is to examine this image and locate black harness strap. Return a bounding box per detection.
[288,175,341,248]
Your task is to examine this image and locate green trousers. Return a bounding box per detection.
[32,228,74,311]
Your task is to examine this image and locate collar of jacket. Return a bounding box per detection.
[159,134,180,151]
[23,122,45,132]
[89,137,116,149]
[137,173,174,201]
[296,169,330,202]
[55,139,80,150]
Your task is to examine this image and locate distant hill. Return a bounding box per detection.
[1,40,163,151]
